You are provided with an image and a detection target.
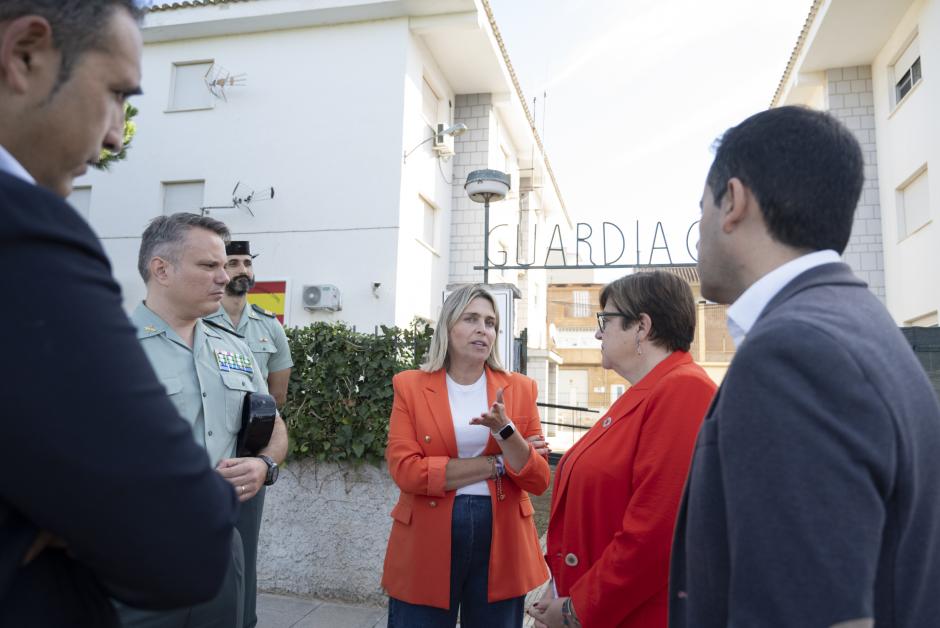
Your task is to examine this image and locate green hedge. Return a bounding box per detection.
[282,321,433,464]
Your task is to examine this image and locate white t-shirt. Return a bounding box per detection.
[446,371,492,496]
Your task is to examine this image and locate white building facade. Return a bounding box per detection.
[73,0,571,386]
[774,0,939,326]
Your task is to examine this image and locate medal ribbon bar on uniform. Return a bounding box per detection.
[215,350,254,374]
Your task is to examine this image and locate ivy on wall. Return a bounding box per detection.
[282,321,433,465]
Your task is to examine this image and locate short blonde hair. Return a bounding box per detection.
[421,284,505,373]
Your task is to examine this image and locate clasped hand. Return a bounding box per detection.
[217,457,267,502]
[528,592,576,628]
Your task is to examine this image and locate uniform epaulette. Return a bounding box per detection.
[203,318,246,338]
[251,303,277,318]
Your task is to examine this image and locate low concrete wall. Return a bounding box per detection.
[257,459,396,606]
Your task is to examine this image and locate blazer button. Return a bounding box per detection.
[564,553,579,567]
[429,500,437,508]
[424,435,431,443]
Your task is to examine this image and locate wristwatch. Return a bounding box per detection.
[492,421,516,441]
[257,454,279,486]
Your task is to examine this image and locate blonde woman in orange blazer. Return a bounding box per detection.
[382,284,550,627]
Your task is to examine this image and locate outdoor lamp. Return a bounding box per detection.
[402,123,468,162]
[465,168,511,284]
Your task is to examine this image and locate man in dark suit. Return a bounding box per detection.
[0,1,238,626]
[670,106,940,627]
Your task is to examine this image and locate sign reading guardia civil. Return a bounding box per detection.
[478,219,701,271]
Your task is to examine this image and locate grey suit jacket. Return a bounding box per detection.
[669,262,940,628]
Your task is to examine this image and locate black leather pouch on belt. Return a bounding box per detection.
[236,392,276,457]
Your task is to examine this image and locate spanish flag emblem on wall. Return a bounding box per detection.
[248,280,288,324]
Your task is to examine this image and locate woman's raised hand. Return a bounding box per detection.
[470,387,509,431]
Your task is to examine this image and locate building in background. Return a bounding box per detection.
[71,0,573,395]
[773,0,938,326]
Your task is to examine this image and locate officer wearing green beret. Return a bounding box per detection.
[206,240,293,628]
[118,213,288,628]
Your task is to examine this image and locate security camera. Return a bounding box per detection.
[372,282,381,298]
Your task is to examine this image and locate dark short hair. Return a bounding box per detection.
[706,106,864,254]
[599,271,696,352]
[138,213,231,283]
[0,1,142,88]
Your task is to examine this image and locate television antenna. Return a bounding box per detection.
[204,63,247,101]
[200,181,275,217]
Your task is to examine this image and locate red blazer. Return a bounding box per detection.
[382,366,550,609]
[547,351,716,628]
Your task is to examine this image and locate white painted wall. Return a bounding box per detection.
[395,32,458,325]
[78,17,418,330]
[77,0,565,347]
[871,0,940,323]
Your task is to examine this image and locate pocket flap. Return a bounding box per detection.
[221,371,257,393]
[391,502,412,525]
[519,499,534,518]
[249,341,277,354]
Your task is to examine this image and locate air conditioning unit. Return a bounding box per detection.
[433,123,456,157]
[302,284,342,312]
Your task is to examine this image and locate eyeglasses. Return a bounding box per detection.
[596,311,634,333]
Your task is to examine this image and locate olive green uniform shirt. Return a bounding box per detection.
[132,303,268,467]
[206,301,293,380]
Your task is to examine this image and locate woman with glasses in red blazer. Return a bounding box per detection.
[529,271,716,628]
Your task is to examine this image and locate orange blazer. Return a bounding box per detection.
[381,366,550,609]
[546,351,716,628]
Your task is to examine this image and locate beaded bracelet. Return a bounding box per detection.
[486,455,505,501]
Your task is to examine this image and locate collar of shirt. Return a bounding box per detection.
[726,249,841,347]
[245,300,261,321]
[0,144,35,185]
[133,302,220,348]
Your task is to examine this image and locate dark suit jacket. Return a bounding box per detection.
[0,171,238,626]
[669,263,940,628]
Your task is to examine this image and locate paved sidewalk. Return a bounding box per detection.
[258,593,387,628]
[259,577,549,628]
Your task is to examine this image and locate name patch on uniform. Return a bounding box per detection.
[215,350,254,374]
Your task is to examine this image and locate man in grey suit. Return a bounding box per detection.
[670,106,940,628]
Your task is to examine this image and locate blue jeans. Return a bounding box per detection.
[387,495,524,628]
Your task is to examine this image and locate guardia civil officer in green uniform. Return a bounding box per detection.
[205,240,293,628]
[118,213,288,628]
[207,241,293,405]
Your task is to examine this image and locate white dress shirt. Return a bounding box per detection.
[446,372,491,497]
[726,249,841,347]
[0,144,35,184]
